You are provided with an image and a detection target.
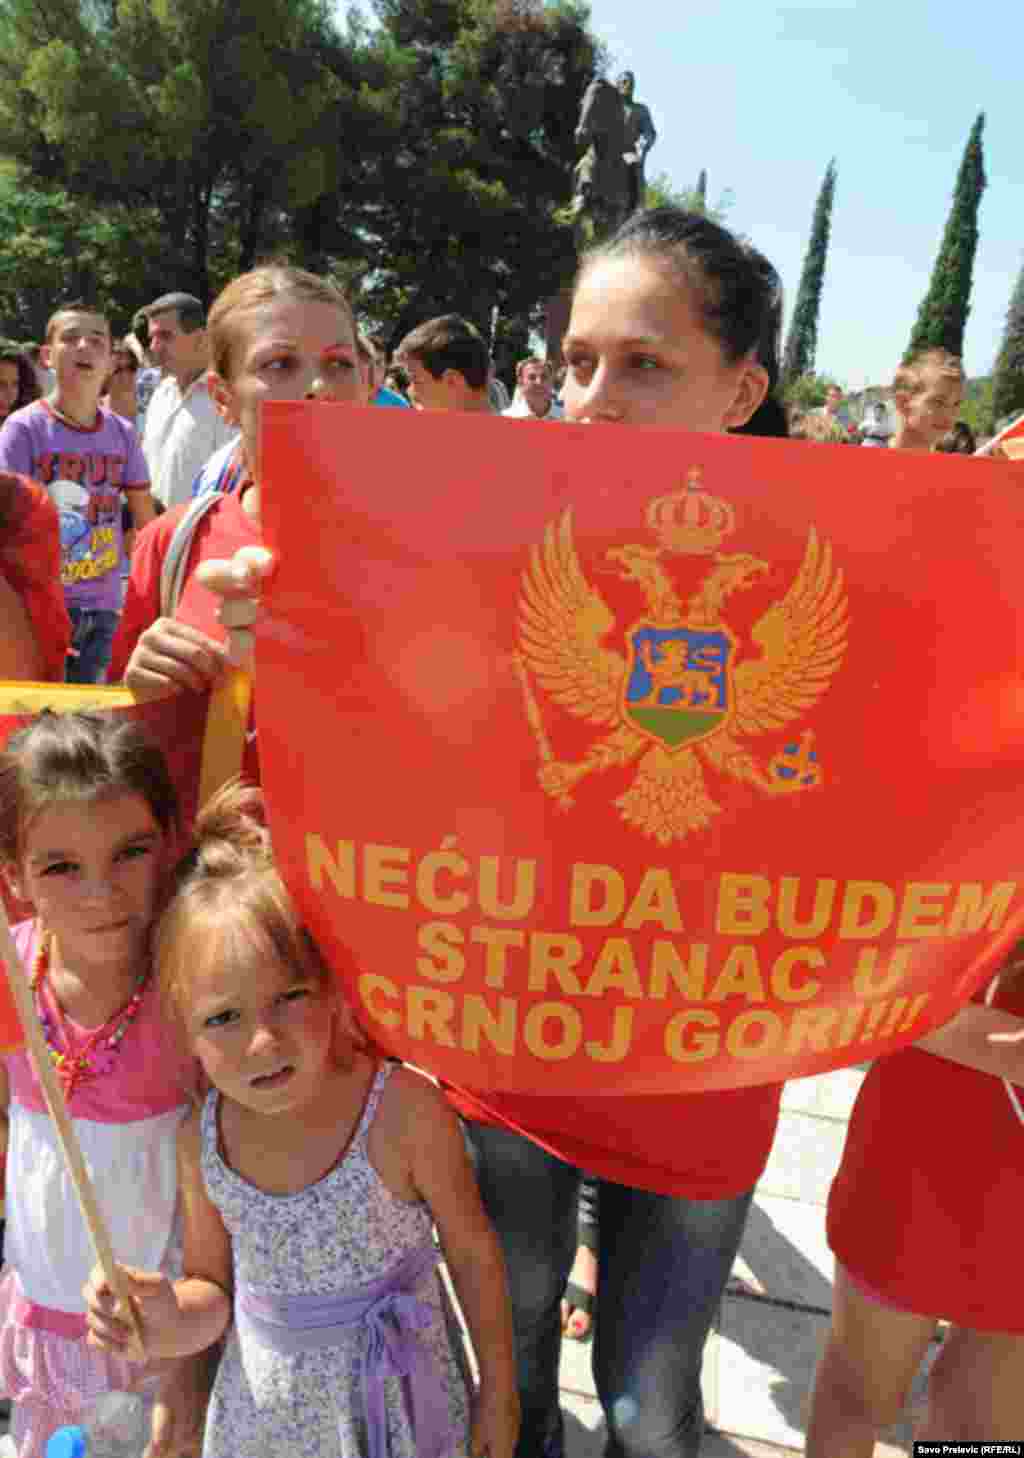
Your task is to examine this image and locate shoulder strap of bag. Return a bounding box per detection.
[159,491,221,619]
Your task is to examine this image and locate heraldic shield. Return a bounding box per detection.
[623,623,736,748]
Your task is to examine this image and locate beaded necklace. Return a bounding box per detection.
[31,934,148,1101]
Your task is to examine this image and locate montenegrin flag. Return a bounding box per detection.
[255,404,1024,1099]
[0,677,251,1054]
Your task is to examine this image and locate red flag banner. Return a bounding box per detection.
[0,676,251,1053]
[258,405,1024,1096]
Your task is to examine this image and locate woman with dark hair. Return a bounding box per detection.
[153,208,793,1458]
[0,344,40,426]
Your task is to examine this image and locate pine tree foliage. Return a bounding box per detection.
[0,0,605,342]
[989,256,1024,429]
[905,112,986,362]
[781,158,837,385]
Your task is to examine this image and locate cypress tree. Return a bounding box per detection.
[989,256,1024,429]
[695,169,707,207]
[905,113,987,361]
[781,159,837,386]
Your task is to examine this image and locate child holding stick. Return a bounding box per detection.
[0,711,204,1457]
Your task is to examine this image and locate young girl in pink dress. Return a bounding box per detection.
[0,711,203,1458]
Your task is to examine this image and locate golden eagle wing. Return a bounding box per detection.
[518,508,626,725]
[733,527,848,734]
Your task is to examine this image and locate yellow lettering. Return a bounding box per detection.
[770,947,825,1003]
[357,973,400,1028]
[838,881,894,939]
[725,1010,783,1059]
[415,840,469,915]
[897,882,950,938]
[946,882,1016,935]
[708,945,764,1002]
[527,934,583,994]
[665,1009,720,1063]
[716,874,771,935]
[778,877,836,939]
[306,834,355,898]
[478,856,537,920]
[648,941,708,1000]
[623,869,684,932]
[363,843,410,908]
[470,927,525,988]
[585,938,643,999]
[570,863,626,927]
[852,946,912,997]
[407,986,456,1044]
[461,994,518,1056]
[585,1006,634,1062]
[416,921,466,983]
[784,1005,839,1053]
[523,1002,582,1061]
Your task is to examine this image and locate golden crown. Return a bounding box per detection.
[646,467,735,555]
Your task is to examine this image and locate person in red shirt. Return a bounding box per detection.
[0,472,70,680]
[108,264,363,700]
[806,954,1024,1454]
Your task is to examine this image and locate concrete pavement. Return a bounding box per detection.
[558,1064,933,1458]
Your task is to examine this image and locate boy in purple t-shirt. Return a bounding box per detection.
[0,304,154,681]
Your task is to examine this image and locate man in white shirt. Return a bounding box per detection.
[502,358,564,420]
[136,292,237,508]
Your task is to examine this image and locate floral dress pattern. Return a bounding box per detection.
[200,1064,471,1458]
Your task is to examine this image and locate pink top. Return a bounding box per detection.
[7,921,194,1124]
[2,920,197,1336]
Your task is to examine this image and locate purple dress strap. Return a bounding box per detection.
[236,1239,453,1458]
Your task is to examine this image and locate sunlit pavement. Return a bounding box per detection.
[558,1066,926,1458]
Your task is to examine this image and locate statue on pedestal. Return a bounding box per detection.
[618,71,657,214]
[568,71,658,248]
[549,71,658,361]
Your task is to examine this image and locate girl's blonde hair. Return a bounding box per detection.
[892,347,964,399]
[207,264,356,380]
[156,781,347,1059]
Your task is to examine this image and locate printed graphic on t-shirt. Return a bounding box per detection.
[35,451,124,587]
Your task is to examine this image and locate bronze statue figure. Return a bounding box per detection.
[617,71,657,214]
[569,72,657,247]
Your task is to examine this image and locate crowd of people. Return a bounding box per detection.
[0,205,1022,1458]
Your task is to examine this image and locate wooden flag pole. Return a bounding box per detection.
[199,669,253,805]
[0,904,145,1360]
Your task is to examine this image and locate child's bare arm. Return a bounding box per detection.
[84,1111,232,1359]
[127,488,156,531]
[914,1003,1024,1081]
[397,1073,520,1458]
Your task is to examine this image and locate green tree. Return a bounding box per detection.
[989,257,1024,431]
[781,158,837,386]
[957,376,994,438]
[0,168,171,337]
[905,113,987,361]
[645,170,731,222]
[347,0,605,346]
[0,0,349,301]
[782,371,842,412]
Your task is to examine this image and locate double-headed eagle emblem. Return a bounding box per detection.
[514,469,849,846]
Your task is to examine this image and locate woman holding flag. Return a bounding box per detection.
[189,209,788,1458]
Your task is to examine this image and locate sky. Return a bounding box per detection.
[348,0,1022,388]
[580,0,1021,387]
